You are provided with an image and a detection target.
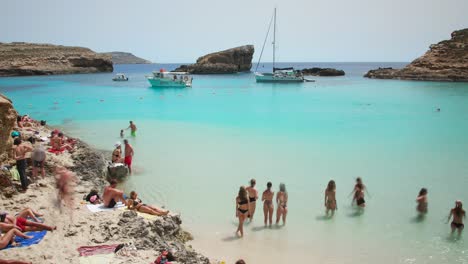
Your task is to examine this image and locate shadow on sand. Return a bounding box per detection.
[316,215,334,221]
[410,214,426,223]
[347,209,364,218]
[221,235,241,242]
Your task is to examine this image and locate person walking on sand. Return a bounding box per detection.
[55,167,77,217]
[262,182,274,227]
[416,188,428,215]
[31,138,46,179]
[235,186,250,237]
[447,200,465,237]
[325,180,337,217]
[276,183,288,225]
[124,139,134,174]
[245,179,258,222]
[126,121,137,137]
[103,179,127,208]
[13,138,32,191]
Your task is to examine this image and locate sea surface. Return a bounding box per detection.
[1,62,468,263]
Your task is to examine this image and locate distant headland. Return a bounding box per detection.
[365,28,468,82]
[174,45,254,74]
[0,42,113,77]
[101,51,151,64]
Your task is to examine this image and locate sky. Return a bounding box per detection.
[1,0,467,63]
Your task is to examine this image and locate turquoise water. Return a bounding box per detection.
[1,63,468,263]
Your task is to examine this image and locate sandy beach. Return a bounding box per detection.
[0,121,212,264]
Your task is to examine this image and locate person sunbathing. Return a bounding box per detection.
[0,208,43,223]
[0,228,33,250]
[127,191,169,216]
[103,179,127,208]
[0,216,55,232]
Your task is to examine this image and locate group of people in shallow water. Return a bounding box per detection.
[235,177,465,238]
[235,179,288,237]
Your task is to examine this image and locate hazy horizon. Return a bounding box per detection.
[1,0,467,63]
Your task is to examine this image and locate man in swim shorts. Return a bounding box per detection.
[102,179,127,208]
[124,139,134,174]
[14,138,33,191]
[127,121,137,137]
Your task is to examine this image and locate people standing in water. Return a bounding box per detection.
[245,179,258,222]
[416,188,428,215]
[352,183,366,208]
[276,183,288,225]
[120,129,124,138]
[126,121,137,137]
[124,139,134,174]
[324,180,337,217]
[235,186,250,237]
[262,182,274,227]
[447,200,465,237]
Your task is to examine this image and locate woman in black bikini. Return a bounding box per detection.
[352,183,366,208]
[447,200,465,236]
[245,179,258,222]
[262,182,274,227]
[276,183,288,225]
[127,191,169,216]
[235,186,250,237]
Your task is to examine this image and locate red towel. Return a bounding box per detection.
[48,148,64,155]
[77,244,119,257]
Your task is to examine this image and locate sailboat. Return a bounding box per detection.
[255,8,304,83]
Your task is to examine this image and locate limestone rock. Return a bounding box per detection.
[365,28,468,82]
[0,42,113,77]
[301,67,345,76]
[174,45,254,74]
[102,51,151,64]
[0,94,17,163]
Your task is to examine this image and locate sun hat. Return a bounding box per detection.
[114,142,121,148]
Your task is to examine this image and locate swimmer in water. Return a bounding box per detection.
[447,200,465,237]
[416,188,428,215]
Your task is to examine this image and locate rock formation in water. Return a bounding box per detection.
[102,51,151,64]
[301,67,345,76]
[0,42,113,77]
[364,28,468,82]
[0,94,17,163]
[174,45,254,74]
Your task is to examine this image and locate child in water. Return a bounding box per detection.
[120,129,124,138]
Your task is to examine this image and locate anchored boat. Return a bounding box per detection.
[255,8,304,83]
[112,73,129,81]
[147,69,192,88]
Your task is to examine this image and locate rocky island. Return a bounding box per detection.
[102,51,151,64]
[301,67,345,76]
[0,42,113,77]
[364,28,468,82]
[174,45,254,74]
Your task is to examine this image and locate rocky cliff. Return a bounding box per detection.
[174,45,254,74]
[301,67,345,76]
[102,51,151,64]
[364,28,468,82]
[0,42,113,77]
[0,94,17,163]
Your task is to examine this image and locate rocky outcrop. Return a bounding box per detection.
[0,42,113,77]
[365,28,468,82]
[0,94,17,163]
[301,67,345,76]
[174,45,254,74]
[102,51,151,64]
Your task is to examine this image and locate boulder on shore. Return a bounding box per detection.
[102,51,151,64]
[0,94,17,163]
[174,45,254,74]
[0,42,113,77]
[364,28,468,82]
[301,67,345,76]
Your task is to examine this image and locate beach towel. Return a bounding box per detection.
[77,244,119,256]
[9,166,20,181]
[79,254,114,264]
[86,203,126,213]
[48,148,64,155]
[1,231,47,250]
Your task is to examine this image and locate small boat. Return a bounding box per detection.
[147,69,192,88]
[112,73,129,81]
[255,8,304,83]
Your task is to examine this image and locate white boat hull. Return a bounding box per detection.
[255,73,304,83]
[147,77,190,88]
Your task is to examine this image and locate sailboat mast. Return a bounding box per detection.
[272,8,276,71]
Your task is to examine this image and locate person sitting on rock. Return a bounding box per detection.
[127,191,169,216]
[103,179,127,208]
[112,142,123,163]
